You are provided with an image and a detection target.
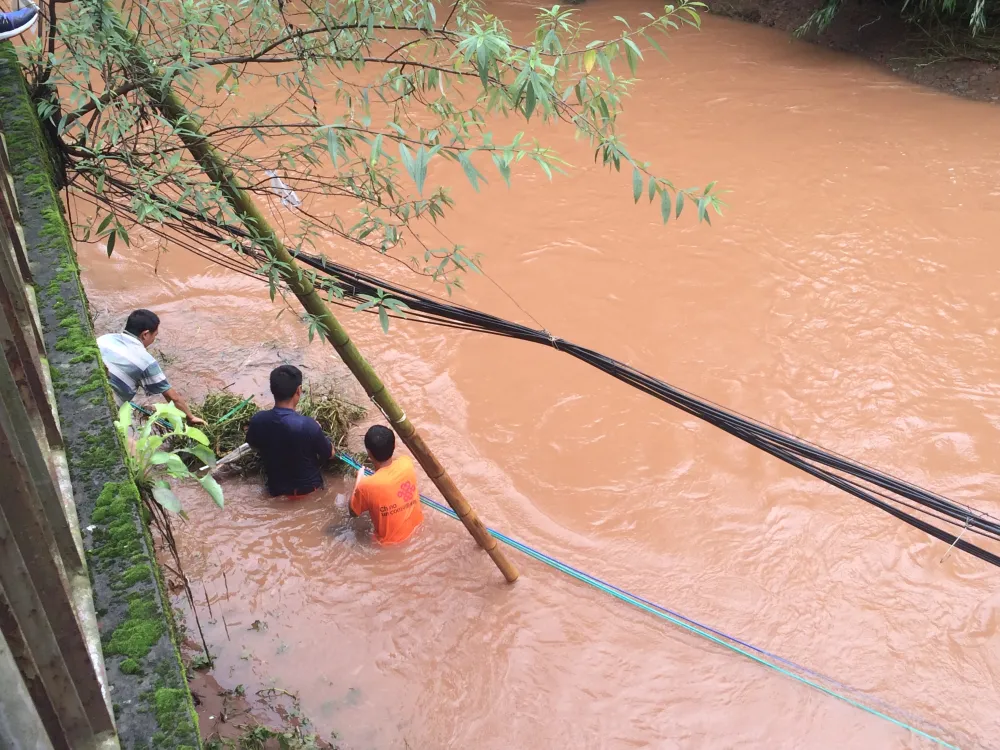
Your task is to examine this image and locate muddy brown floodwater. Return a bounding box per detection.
[75,3,1000,748]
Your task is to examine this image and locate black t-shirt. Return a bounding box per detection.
[246,407,333,496]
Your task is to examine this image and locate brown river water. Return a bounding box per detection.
[74,3,1000,748]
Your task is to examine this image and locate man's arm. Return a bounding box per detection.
[314,422,333,462]
[348,469,366,518]
[161,387,205,426]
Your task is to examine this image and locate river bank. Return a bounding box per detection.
[712,0,1000,101]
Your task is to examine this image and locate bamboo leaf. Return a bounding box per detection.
[675,190,685,218]
[105,230,116,258]
[458,152,487,192]
[327,128,344,167]
[96,213,114,234]
[583,49,596,73]
[660,189,671,224]
[398,142,416,187]
[632,167,642,204]
[378,306,389,333]
[648,177,657,203]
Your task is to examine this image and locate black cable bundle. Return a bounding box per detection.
[293,250,1000,569]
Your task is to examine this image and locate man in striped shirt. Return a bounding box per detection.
[97,309,204,425]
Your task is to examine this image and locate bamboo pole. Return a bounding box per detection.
[106,10,518,582]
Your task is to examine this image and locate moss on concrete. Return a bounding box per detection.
[0,43,200,748]
[119,658,142,676]
[106,595,165,660]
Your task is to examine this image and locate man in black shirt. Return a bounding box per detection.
[246,365,333,498]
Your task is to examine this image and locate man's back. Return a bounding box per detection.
[247,407,332,497]
[350,456,423,543]
[97,332,170,404]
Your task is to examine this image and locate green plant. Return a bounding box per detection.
[189,652,213,671]
[25,0,722,337]
[796,0,1000,36]
[114,401,224,515]
[192,390,364,474]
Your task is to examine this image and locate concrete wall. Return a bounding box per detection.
[0,44,200,749]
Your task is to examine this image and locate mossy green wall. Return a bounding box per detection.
[0,43,199,749]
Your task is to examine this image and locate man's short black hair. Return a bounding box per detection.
[270,364,303,401]
[364,425,395,462]
[124,309,160,337]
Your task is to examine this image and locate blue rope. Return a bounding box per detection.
[337,453,961,749]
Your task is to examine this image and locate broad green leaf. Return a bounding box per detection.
[154,402,186,432]
[185,426,210,446]
[632,167,642,204]
[149,451,174,465]
[180,444,217,468]
[151,483,183,514]
[198,474,225,509]
[115,402,132,438]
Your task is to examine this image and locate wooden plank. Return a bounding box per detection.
[0,503,94,747]
[0,339,81,573]
[0,135,31,283]
[0,396,115,739]
[0,587,72,750]
[0,223,62,449]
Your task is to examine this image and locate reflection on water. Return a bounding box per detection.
[78,5,1000,748]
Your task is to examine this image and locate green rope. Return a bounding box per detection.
[214,396,254,427]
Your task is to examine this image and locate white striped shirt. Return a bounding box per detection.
[96,332,171,403]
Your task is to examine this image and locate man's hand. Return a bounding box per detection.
[187,415,207,426]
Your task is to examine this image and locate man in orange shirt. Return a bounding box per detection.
[349,425,423,544]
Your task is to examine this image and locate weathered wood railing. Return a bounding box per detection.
[0,131,118,750]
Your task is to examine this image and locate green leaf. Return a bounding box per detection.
[153,402,186,433]
[492,153,512,188]
[583,49,596,73]
[648,177,657,203]
[151,483,183,514]
[115,402,132,438]
[326,128,344,167]
[96,213,114,235]
[378,306,389,333]
[185,426,210,446]
[523,80,536,120]
[458,152,487,192]
[198,474,225,509]
[675,190,685,219]
[414,147,433,195]
[660,189,671,224]
[623,37,644,61]
[180,444,217,468]
[105,230,116,258]
[632,167,642,204]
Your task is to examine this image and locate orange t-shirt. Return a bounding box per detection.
[349,456,424,544]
